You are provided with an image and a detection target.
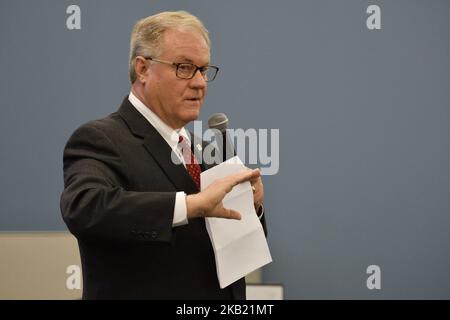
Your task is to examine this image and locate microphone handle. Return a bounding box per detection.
[222,130,235,162]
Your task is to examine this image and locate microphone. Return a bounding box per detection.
[208,113,235,162]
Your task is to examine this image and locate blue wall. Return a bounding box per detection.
[1,0,449,298]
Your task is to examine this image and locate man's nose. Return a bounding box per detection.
[189,70,207,88]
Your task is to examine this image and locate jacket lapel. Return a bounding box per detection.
[117,97,199,194]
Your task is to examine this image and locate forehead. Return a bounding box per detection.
[160,28,210,64]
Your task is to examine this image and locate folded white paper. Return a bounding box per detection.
[201,156,272,288]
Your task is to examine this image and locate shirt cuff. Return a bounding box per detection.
[172,192,188,227]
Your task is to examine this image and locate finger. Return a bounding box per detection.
[222,208,242,220]
[231,168,260,186]
[250,175,262,185]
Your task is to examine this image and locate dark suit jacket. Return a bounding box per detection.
[60,97,266,300]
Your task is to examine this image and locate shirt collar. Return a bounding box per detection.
[128,91,191,149]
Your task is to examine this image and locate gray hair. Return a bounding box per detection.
[128,11,211,83]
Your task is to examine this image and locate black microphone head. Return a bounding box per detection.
[208,113,229,132]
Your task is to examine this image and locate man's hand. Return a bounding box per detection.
[186,168,261,220]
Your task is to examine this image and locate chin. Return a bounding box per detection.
[178,111,199,126]
[179,101,202,123]
[187,111,200,122]
[187,106,201,117]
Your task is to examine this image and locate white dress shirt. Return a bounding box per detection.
[128,91,190,227]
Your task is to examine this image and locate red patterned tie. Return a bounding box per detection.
[178,136,201,190]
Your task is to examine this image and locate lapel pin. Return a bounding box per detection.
[196,144,202,151]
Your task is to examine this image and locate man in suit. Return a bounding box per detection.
[60,11,266,299]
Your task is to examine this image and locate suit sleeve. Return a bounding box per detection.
[60,122,176,244]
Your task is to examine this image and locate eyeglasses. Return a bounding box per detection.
[144,57,219,82]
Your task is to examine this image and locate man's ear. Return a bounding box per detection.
[134,56,149,83]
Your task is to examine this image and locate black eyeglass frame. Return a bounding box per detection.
[143,57,219,82]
